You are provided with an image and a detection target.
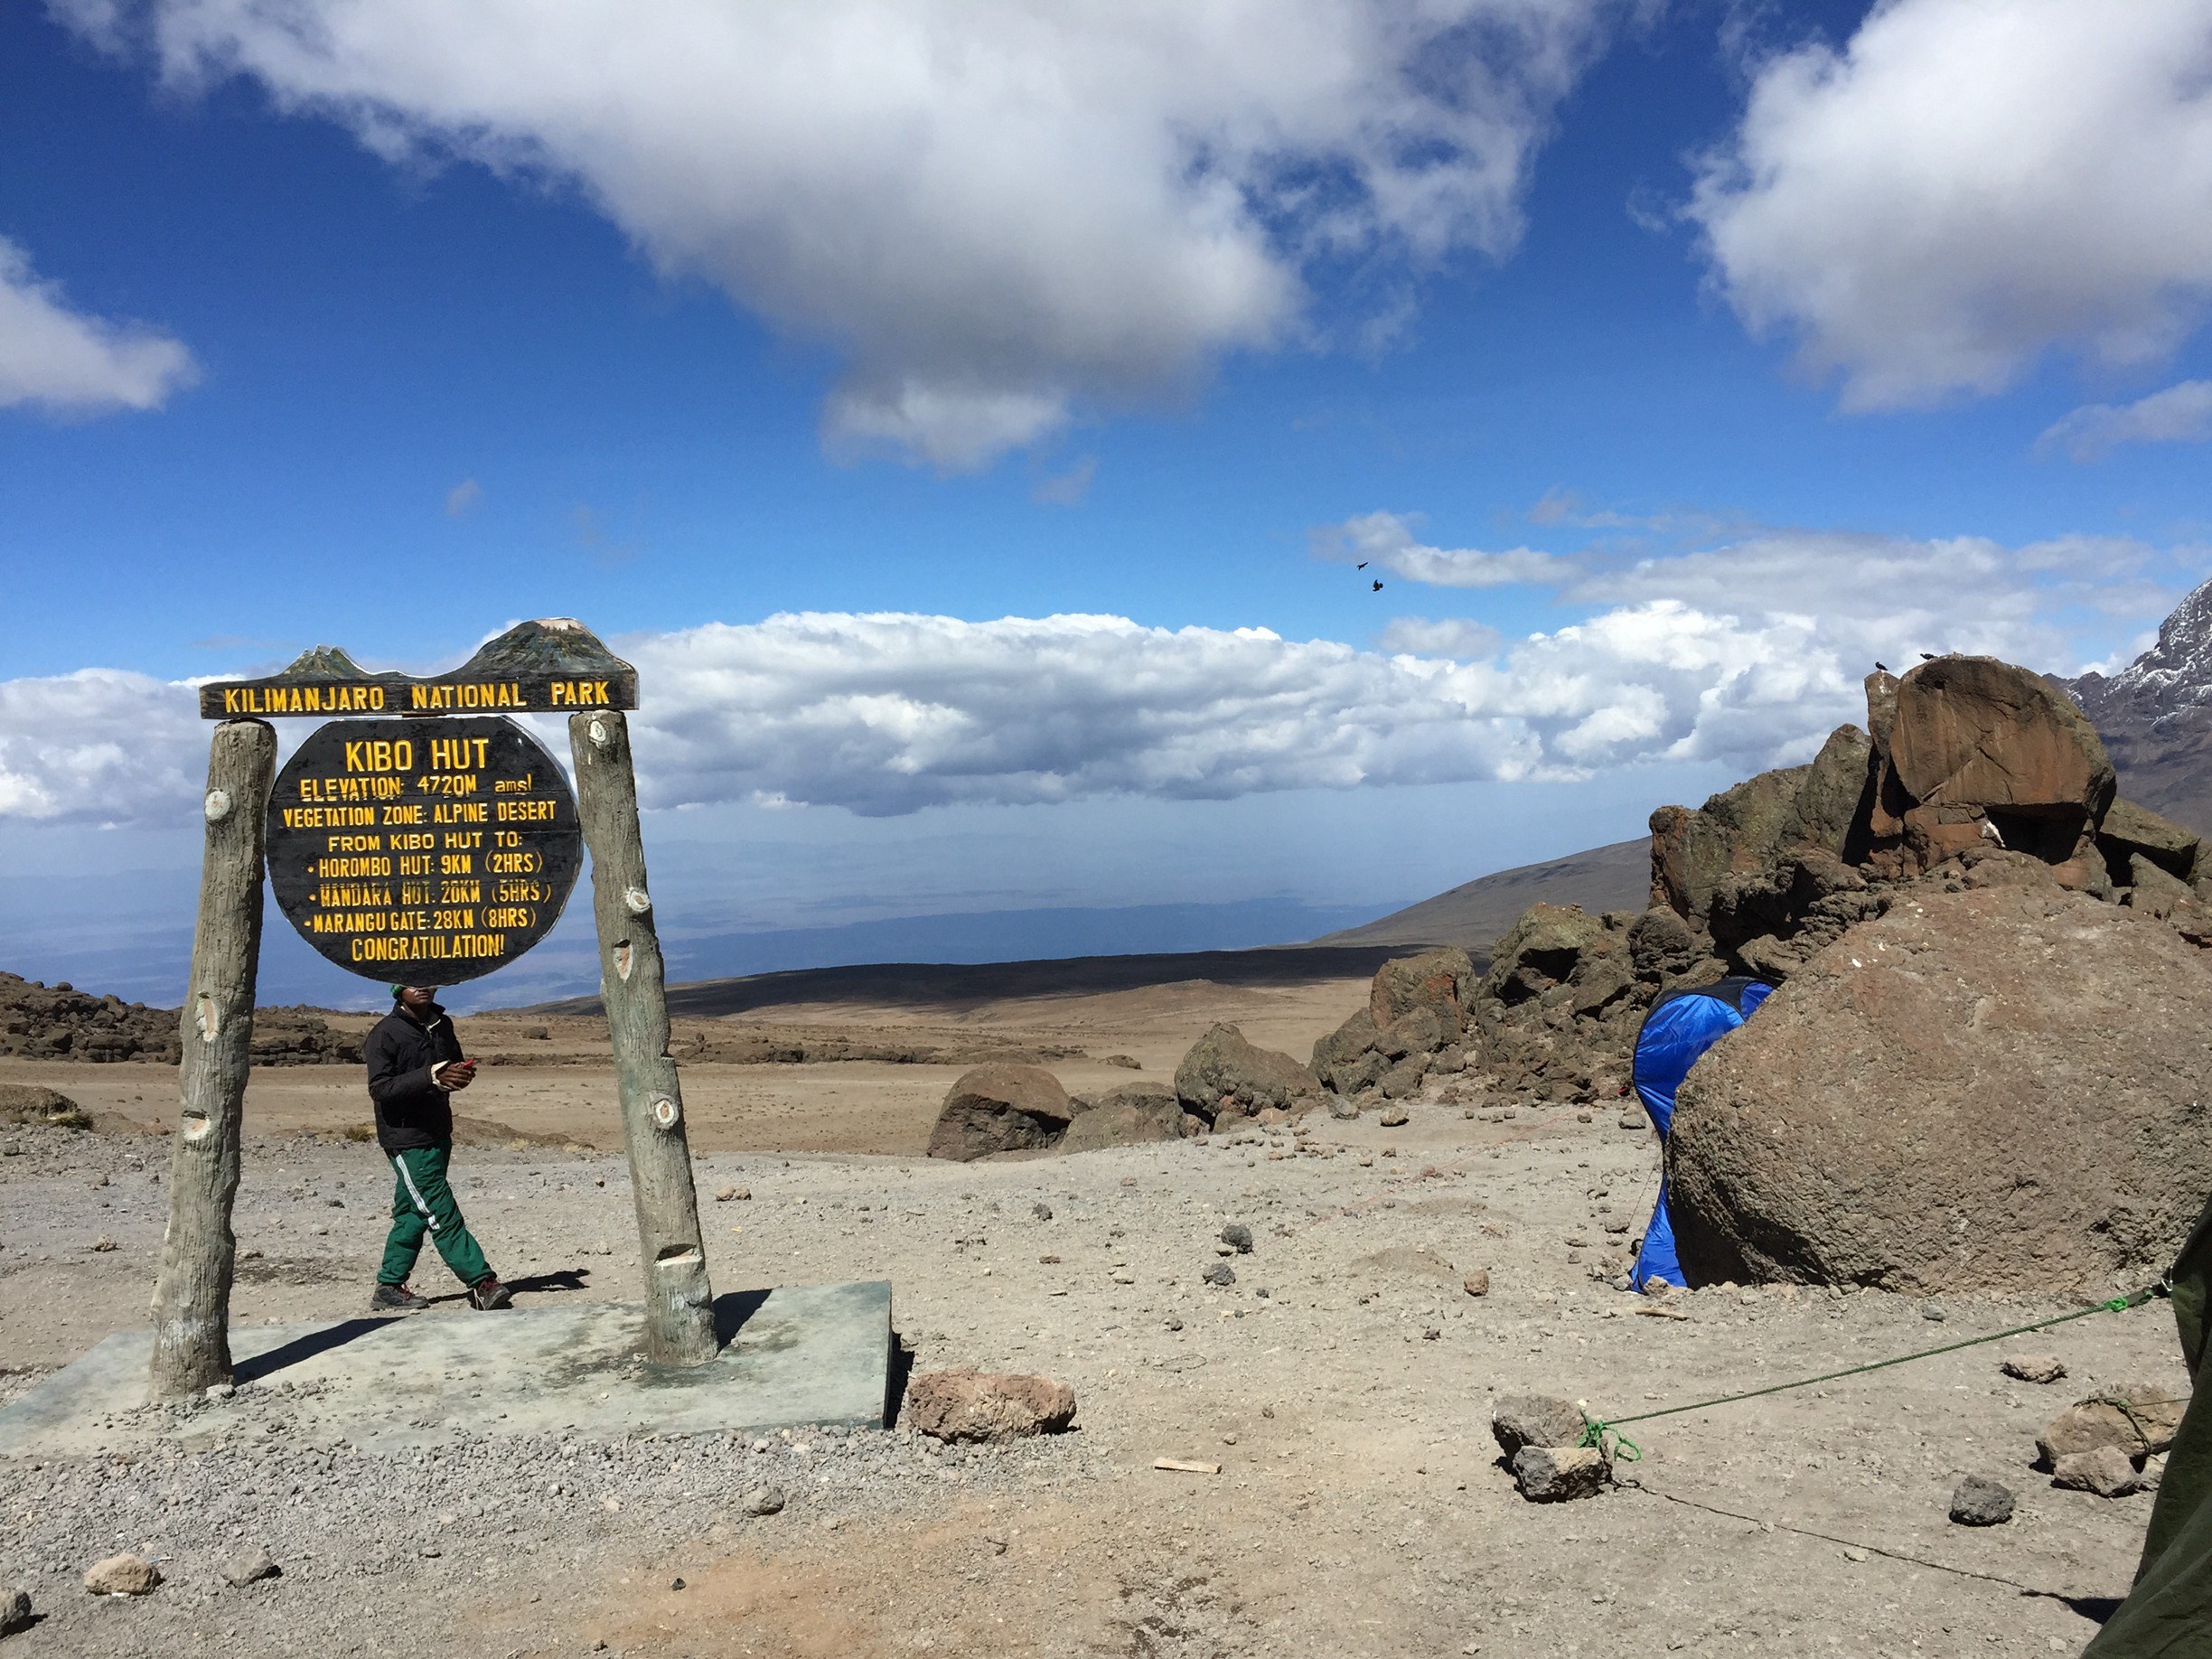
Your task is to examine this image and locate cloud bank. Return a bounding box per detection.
[62,0,1625,466]
[0,237,196,415]
[7,521,2183,828]
[1692,0,2212,408]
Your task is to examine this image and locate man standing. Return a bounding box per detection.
[365,984,512,1311]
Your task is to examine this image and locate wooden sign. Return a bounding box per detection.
[201,617,637,719]
[265,715,582,983]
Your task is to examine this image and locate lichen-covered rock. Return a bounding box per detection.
[1175,1024,1322,1125]
[904,1369,1077,1441]
[925,1064,1073,1161]
[1669,886,2212,1293]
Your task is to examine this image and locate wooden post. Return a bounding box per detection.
[149,718,276,1398]
[568,709,718,1365]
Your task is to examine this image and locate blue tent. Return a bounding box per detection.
[1630,976,1774,1291]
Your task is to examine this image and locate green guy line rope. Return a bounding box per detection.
[1579,1280,2169,1462]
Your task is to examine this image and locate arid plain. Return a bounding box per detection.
[0,957,2181,1657]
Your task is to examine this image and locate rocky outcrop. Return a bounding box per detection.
[0,973,362,1066]
[1175,1024,1324,1125]
[925,1064,1073,1161]
[1060,1082,1195,1151]
[1312,948,1474,1101]
[1665,885,2212,1293]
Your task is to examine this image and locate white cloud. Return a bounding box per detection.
[1377,616,1503,658]
[0,670,207,820]
[1691,0,2212,408]
[2037,380,2212,462]
[0,237,196,416]
[1317,509,1579,586]
[66,0,1625,467]
[18,519,2189,827]
[444,477,482,516]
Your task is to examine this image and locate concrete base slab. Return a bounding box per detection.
[0,1281,893,1456]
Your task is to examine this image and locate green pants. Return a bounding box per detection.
[379,1143,492,1289]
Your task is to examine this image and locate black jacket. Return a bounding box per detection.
[365,1001,464,1152]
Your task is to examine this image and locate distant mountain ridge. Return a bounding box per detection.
[1311,838,1650,952]
[2066,576,2212,837]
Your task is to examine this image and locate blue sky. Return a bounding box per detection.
[5,0,2212,1004]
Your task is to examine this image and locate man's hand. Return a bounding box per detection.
[434,1059,478,1092]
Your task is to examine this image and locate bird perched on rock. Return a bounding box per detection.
[1875,661,1889,672]
[1920,651,1936,661]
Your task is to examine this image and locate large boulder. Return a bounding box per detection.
[926,1064,1073,1161]
[1481,904,1610,1005]
[1875,655,2115,872]
[1368,947,1475,1033]
[1175,1024,1324,1125]
[2100,797,2200,882]
[1667,885,2212,1293]
[1060,1083,1192,1152]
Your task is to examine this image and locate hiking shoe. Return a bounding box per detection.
[467,1276,513,1311]
[370,1281,429,1312]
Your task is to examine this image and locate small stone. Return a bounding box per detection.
[205,1382,235,1401]
[1920,1303,1947,1322]
[1165,1317,1184,1331]
[1462,1270,1490,1298]
[1841,1547,1870,1563]
[1421,1326,1440,1341]
[83,1553,161,1596]
[90,1237,117,1252]
[742,1486,787,1516]
[1949,1476,2015,1526]
[419,1546,441,1558]
[2001,1353,2067,1384]
[602,1496,622,1513]
[905,1371,1077,1441]
[714,1186,746,1202]
[670,1577,687,1591]
[1219,1223,1253,1254]
[0,1587,31,1636]
[220,1543,277,1587]
[1032,1203,1053,1221]
[1491,1395,1585,1457]
[1378,1106,1411,1128]
[1111,1270,1135,1285]
[1328,1093,1360,1120]
[1512,1444,1607,1502]
[1202,1261,1236,1287]
[1618,1111,1646,1130]
[2051,1445,2142,1498]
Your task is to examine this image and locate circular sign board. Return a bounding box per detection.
[267,716,582,984]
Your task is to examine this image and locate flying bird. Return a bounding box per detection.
[1356,560,1369,569]
[1371,579,1383,592]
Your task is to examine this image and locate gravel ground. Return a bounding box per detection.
[0,1101,2189,1657]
